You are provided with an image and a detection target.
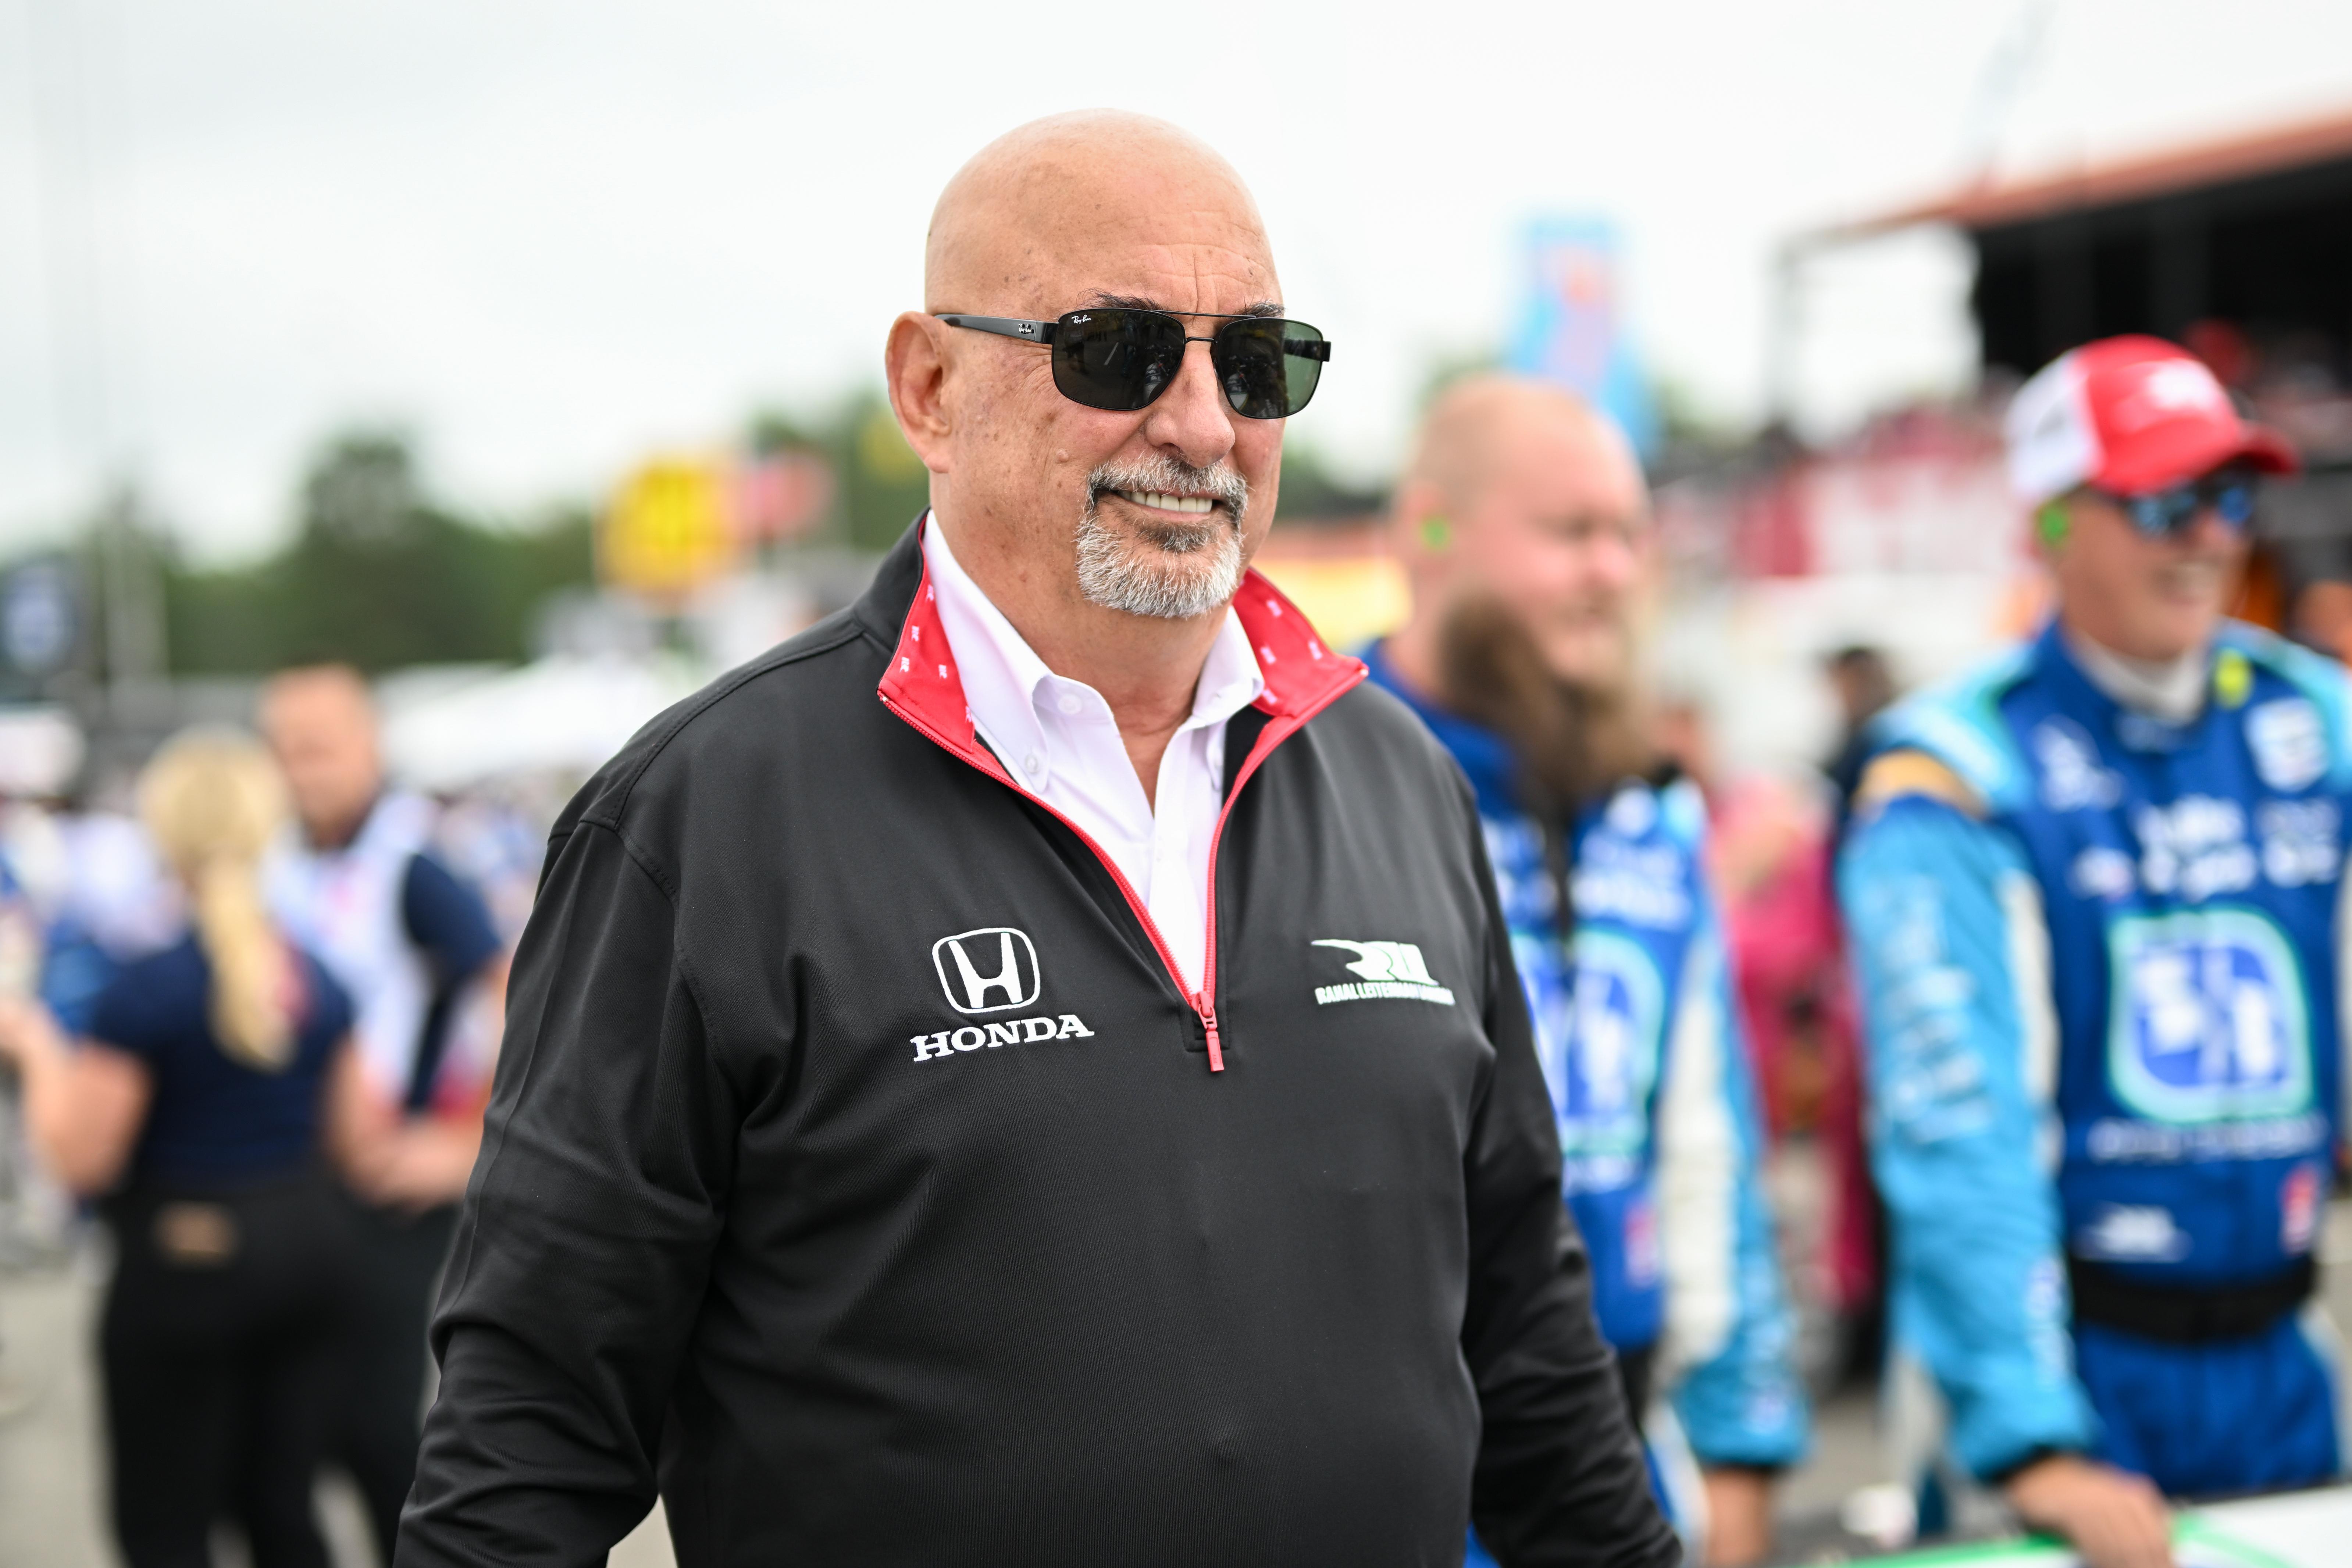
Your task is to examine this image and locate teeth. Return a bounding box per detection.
[1116,491,1216,514]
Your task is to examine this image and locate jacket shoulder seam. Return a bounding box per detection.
[444,817,714,1312]
[601,822,727,1055]
[555,818,726,1077]
[580,619,869,831]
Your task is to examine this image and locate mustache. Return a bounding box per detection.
[1084,456,1250,544]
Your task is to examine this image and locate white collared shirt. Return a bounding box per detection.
[922,518,1264,994]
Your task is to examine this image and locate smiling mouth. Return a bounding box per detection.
[1109,489,1220,516]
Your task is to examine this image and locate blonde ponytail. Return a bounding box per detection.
[138,730,295,1070]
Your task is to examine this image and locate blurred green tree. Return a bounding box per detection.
[1274,442,1386,523]
[164,432,592,674]
[747,393,931,553]
[842,395,934,551]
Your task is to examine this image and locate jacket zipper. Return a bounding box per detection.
[1188,719,1305,1071]
[882,695,1212,1060]
[881,690,1351,1074]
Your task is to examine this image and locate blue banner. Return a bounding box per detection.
[1506,217,1659,460]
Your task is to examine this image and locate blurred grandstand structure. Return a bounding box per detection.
[1659,101,2352,774]
[1241,111,2352,783]
[1778,102,2352,658]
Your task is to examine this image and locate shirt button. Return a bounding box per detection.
[1056,692,1082,716]
[1023,754,1043,776]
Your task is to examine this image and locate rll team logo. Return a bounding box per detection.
[1312,940,1455,1006]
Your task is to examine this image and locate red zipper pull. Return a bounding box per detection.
[1197,994,1224,1073]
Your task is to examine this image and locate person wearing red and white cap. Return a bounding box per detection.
[1838,336,2338,1568]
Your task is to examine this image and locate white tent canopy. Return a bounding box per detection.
[380,654,703,792]
[0,707,87,798]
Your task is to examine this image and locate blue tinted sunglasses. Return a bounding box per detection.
[2095,467,2258,537]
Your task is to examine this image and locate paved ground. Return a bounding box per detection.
[6,1202,2348,1567]
[0,1258,671,1568]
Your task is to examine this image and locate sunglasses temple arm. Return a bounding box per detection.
[936,314,1059,345]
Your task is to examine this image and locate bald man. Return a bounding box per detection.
[1368,377,1808,1567]
[397,116,1675,1568]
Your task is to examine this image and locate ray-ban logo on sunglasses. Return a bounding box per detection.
[933,927,1043,1014]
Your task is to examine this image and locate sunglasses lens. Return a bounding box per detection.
[2213,482,2256,530]
[2125,489,2198,536]
[1047,311,1329,418]
[1208,319,1327,420]
[1052,310,1186,413]
[2121,474,2260,535]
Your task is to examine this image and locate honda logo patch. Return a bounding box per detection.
[933,927,1042,1015]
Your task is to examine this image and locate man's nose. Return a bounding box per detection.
[2181,507,2246,552]
[1137,338,1240,469]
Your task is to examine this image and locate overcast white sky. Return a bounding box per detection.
[5,0,2352,559]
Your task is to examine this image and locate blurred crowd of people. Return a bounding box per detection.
[0,326,2344,1568]
[1365,332,2345,1568]
[0,666,537,1567]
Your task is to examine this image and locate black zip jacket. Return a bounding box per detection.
[397,521,1679,1568]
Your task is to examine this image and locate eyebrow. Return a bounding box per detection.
[1084,291,1286,319]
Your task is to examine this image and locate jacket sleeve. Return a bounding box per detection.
[1837,794,2094,1480]
[1462,798,1683,1568]
[1657,885,1810,1470]
[396,818,743,1567]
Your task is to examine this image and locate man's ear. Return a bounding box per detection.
[2036,502,2071,552]
[885,313,952,473]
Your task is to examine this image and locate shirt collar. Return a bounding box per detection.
[2057,621,2209,726]
[919,514,1266,771]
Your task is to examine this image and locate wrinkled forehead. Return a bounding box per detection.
[931,149,1280,318]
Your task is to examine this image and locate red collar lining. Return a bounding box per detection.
[876,521,1364,765]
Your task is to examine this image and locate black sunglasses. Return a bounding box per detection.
[939,308,1330,419]
[2094,466,2259,538]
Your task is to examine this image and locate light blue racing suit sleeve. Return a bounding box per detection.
[1839,793,2095,1480]
[1659,845,1810,1469]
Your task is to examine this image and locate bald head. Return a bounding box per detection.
[1406,375,1642,518]
[1390,374,1651,694]
[924,112,1273,317]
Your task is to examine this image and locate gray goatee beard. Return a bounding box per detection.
[1074,457,1250,620]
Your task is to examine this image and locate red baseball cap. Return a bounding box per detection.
[2004,334,2299,505]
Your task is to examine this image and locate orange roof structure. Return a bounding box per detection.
[1820,104,2352,241]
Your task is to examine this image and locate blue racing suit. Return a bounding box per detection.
[1366,645,1808,1556]
[1840,619,2348,1497]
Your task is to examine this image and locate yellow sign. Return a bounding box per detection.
[602,458,737,599]
[1252,556,1411,654]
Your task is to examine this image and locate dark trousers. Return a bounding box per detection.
[102,1175,357,1568]
[335,1197,459,1567]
